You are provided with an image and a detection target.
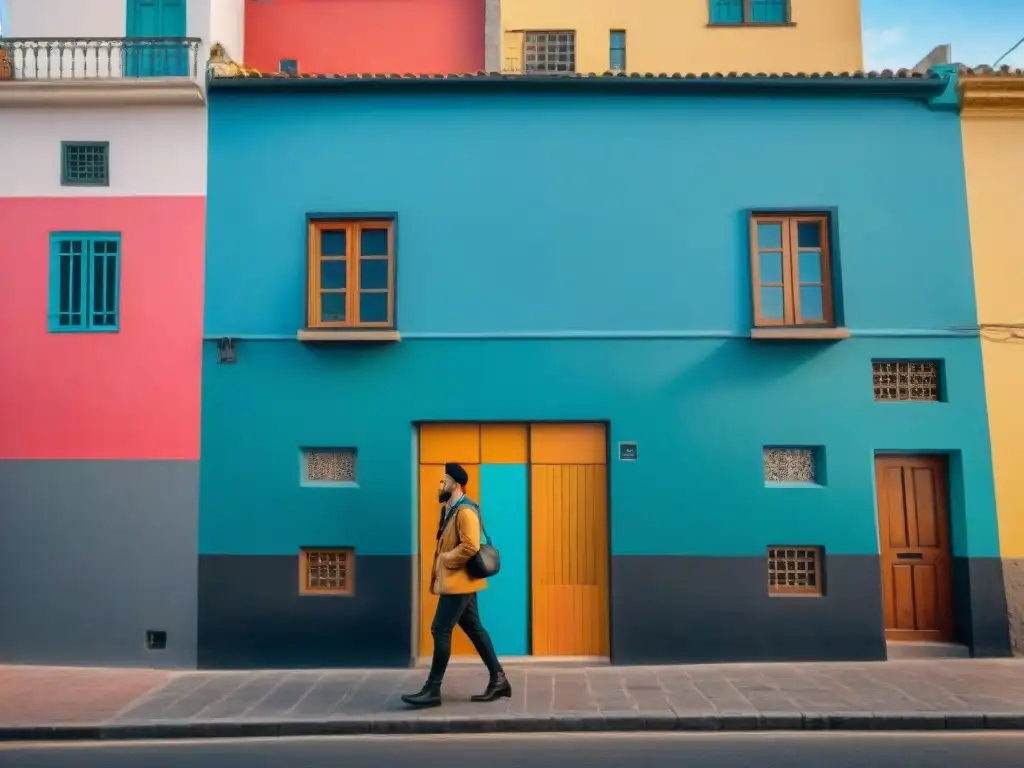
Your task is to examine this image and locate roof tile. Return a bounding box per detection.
[212,69,940,81]
[956,65,1024,77]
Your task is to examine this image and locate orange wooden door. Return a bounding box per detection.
[530,424,609,657]
[875,455,954,642]
[418,424,481,658]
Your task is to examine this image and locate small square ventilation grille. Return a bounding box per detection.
[300,548,353,595]
[62,142,109,186]
[303,448,356,483]
[872,361,941,402]
[764,448,817,483]
[768,546,822,595]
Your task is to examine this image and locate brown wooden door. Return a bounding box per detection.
[875,455,954,642]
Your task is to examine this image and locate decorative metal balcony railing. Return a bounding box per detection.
[0,37,202,82]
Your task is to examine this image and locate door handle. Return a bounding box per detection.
[896,552,924,560]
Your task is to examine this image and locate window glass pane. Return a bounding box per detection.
[750,0,788,22]
[360,259,389,290]
[92,253,107,321]
[360,228,389,257]
[798,251,821,283]
[609,30,625,70]
[710,0,743,23]
[70,258,82,320]
[756,222,782,249]
[799,286,824,321]
[58,240,85,327]
[57,252,72,321]
[321,230,347,257]
[103,252,118,324]
[797,221,821,248]
[320,259,347,290]
[758,251,783,283]
[359,292,388,323]
[320,292,346,322]
[760,287,784,319]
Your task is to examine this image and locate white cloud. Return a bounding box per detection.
[863,26,925,70]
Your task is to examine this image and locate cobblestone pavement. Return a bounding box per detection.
[4,660,1024,740]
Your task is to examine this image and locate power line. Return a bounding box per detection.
[994,34,1024,67]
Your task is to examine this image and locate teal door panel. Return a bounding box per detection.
[125,0,188,78]
[477,464,530,656]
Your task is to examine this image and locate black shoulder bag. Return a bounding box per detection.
[463,502,501,579]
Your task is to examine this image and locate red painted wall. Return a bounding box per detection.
[0,197,205,460]
[243,0,485,75]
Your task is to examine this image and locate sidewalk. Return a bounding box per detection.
[4,660,1024,741]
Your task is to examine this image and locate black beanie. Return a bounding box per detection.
[444,462,469,486]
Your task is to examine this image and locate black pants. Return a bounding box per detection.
[428,592,503,683]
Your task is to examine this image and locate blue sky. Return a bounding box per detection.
[863,0,1024,69]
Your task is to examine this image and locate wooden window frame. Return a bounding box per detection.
[299,547,355,596]
[307,218,395,330]
[709,0,792,25]
[750,213,835,329]
[767,545,823,597]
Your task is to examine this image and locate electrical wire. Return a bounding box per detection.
[993,34,1024,67]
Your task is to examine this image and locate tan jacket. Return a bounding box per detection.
[431,499,487,596]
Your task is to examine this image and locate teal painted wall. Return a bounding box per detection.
[201,86,997,568]
[205,92,977,337]
[199,336,998,559]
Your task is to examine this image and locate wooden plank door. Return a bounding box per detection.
[126,0,188,77]
[530,424,610,657]
[875,455,954,642]
[418,424,481,658]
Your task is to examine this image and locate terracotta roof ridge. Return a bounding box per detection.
[210,69,941,81]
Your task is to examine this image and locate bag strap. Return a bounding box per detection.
[456,499,492,546]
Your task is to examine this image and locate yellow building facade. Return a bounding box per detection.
[959,69,1024,654]
[499,0,863,75]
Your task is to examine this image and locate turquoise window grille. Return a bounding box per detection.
[48,232,122,332]
[61,141,110,186]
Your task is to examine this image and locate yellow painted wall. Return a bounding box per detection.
[961,111,1024,558]
[501,0,863,75]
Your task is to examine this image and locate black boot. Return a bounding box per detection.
[471,672,511,702]
[401,681,442,708]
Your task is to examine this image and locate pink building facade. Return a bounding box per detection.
[242,0,488,76]
[0,0,214,667]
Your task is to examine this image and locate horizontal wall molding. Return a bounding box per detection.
[203,328,981,341]
[0,79,206,108]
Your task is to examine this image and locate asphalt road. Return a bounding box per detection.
[3,733,1024,767]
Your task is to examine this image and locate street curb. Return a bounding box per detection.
[3,711,1024,741]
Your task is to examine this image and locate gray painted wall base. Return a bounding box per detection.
[0,460,198,668]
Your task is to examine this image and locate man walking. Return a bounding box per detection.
[401,462,510,708]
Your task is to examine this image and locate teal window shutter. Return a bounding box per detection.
[710,0,744,24]
[48,232,121,332]
[711,0,789,24]
[751,0,788,22]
